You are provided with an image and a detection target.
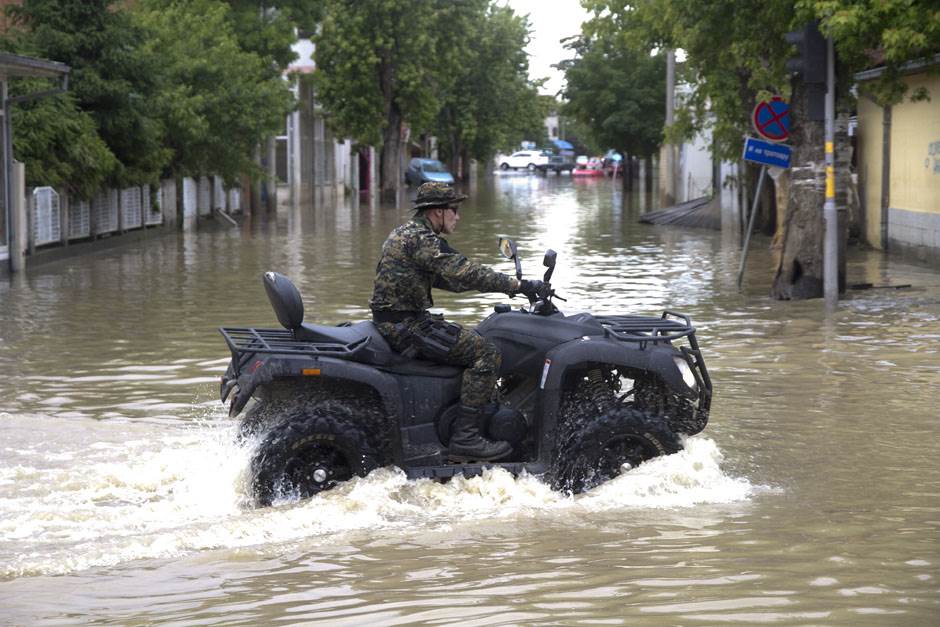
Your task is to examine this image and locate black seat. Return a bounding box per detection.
[262,272,462,378]
[296,321,462,378]
[294,320,392,350]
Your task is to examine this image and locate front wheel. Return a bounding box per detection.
[249,405,378,507]
[550,407,681,494]
[500,162,510,170]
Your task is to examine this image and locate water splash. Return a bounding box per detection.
[0,417,753,578]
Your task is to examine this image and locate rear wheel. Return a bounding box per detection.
[249,404,378,507]
[527,163,536,171]
[550,406,680,494]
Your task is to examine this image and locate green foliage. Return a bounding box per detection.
[2,0,300,193]
[579,0,795,161]
[223,0,310,74]
[557,114,603,156]
[136,0,295,183]
[797,0,940,106]
[6,0,171,186]
[560,30,665,157]
[10,86,117,199]
[433,4,546,164]
[313,0,544,186]
[313,0,444,147]
[580,0,937,160]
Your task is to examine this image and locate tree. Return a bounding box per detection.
[559,31,665,160]
[8,84,118,199]
[803,0,940,106]
[581,0,938,299]
[313,0,448,202]
[135,0,295,184]
[5,0,171,187]
[580,0,794,161]
[223,1,317,75]
[433,4,546,177]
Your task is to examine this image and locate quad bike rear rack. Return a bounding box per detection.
[220,327,369,359]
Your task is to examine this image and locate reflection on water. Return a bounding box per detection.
[1,174,939,624]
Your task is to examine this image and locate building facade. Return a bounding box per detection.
[283,37,368,206]
[855,56,940,265]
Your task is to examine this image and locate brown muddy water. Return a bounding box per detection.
[1,173,938,625]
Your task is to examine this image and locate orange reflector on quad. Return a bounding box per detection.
[303,368,321,376]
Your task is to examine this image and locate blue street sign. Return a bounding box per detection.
[743,136,791,168]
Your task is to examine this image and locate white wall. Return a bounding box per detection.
[678,129,713,202]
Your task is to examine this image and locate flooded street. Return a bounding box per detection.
[1,173,939,625]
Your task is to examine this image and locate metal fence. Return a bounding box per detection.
[31,187,60,246]
[27,175,239,251]
[30,184,161,249]
[69,199,91,240]
[198,177,211,216]
[92,189,119,235]
[144,185,162,225]
[121,186,143,230]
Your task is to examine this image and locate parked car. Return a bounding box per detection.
[405,158,454,185]
[573,157,606,177]
[498,150,549,171]
[536,154,575,175]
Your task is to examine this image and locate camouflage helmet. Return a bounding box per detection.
[413,181,468,212]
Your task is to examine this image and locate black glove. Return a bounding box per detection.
[518,279,548,299]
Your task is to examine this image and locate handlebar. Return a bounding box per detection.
[514,284,564,315]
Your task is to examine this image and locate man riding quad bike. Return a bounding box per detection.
[219,239,712,507]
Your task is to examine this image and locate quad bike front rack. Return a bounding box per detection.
[595,311,696,346]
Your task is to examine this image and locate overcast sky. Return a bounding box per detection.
[504,0,590,97]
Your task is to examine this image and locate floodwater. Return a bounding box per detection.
[1,173,938,625]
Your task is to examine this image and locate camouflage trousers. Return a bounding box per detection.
[376,317,501,408]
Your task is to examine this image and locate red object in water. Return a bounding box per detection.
[572,167,605,177]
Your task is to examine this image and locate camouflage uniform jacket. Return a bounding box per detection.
[370,216,518,313]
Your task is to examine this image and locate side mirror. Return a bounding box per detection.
[498,236,517,260]
[543,249,557,282]
[497,236,523,280]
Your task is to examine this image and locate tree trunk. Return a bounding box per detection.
[452,136,463,182]
[770,84,826,300]
[379,105,402,204]
[460,147,472,182]
[378,56,403,205]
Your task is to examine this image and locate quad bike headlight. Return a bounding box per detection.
[673,356,698,391]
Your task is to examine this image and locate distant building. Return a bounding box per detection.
[544,111,560,140]
[855,54,940,265]
[671,83,741,217]
[282,36,373,205]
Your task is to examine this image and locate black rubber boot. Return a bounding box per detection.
[448,405,512,462]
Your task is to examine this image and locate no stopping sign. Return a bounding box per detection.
[752,96,791,142]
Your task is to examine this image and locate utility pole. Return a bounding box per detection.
[823,35,837,306]
[658,50,676,207]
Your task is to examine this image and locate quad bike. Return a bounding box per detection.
[219,238,712,506]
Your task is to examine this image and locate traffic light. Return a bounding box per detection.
[785,20,826,83]
[785,20,827,121]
